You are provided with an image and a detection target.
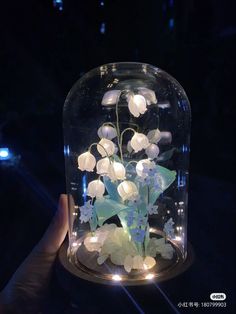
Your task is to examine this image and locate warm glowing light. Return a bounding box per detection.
[90,236,98,243]
[72,212,78,216]
[149,227,156,233]
[112,274,122,281]
[72,231,77,236]
[145,273,155,280]
[72,242,78,247]
[175,236,182,242]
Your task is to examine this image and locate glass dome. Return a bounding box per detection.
[62,62,191,285]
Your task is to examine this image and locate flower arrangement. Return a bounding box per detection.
[76,88,176,273]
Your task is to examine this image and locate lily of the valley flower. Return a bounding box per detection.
[128,94,147,117]
[130,132,149,153]
[97,125,117,140]
[79,200,94,223]
[97,138,115,157]
[136,159,155,177]
[127,88,157,117]
[108,161,126,181]
[145,143,160,159]
[78,151,96,172]
[87,179,105,198]
[137,87,157,105]
[147,129,161,144]
[117,180,138,201]
[96,157,110,175]
[101,90,121,106]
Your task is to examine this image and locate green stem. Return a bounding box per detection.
[88,142,110,161]
[119,128,136,163]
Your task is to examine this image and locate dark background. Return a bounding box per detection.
[0,1,235,313]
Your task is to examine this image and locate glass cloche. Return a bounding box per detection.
[62,62,191,285]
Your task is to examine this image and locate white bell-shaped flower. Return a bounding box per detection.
[159,131,172,144]
[137,87,157,105]
[97,138,115,157]
[78,151,96,172]
[147,129,161,144]
[101,90,121,106]
[145,144,160,159]
[87,179,105,198]
[128,94,147,117]
[117,180,138,201]
[127,140,133,153]
[97,125,117,140]
[136,159,153,177]
[130,132,149,153]
[96,157,110,175]
[108,161,126,181]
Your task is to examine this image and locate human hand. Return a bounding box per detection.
[0,194,68,314]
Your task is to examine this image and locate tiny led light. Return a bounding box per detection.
[72,242,78,247]
[175,236,182,242]
[90,236,98,243]
[0,148,10,160]
[145,273,154,280]
[112,274,122,281]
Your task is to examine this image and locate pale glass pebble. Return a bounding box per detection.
[124,255,133,273]
[143,256,156,269]
[133,255,144,270]
[110,249,126,266]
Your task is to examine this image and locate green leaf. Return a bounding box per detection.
[94,197,128,226]
[144,223,150,255]
[149,166,176,205]
[157,148,176,162]
[103,176,121,202]
[89,213,98,232]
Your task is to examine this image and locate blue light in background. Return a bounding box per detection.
[169,0,174,7]
[169,18,174,29]
[64,145,70,156]
[82,175,87,202]
[0,148,10,160]
[177,170,186,189]
[53,0,63,11]
[100,22,106,34]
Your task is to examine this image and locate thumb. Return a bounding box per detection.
[0,194,68,313]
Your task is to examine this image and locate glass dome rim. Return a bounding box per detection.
[63,62,191,111]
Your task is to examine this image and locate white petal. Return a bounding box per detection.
[101,90,121,106]
[127,141,133,153]
[78,152,96,172]
[108,161,126,181]
[117,180,138,201]
[87,179,105,198]
[136,159,152,177]
[145,144,160,159]
[131,132,149,153]
[128,98,140,117]
[96,157,110,175]
[97,138,115,157]
[97,125,117,140]
[128,94,147,117]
